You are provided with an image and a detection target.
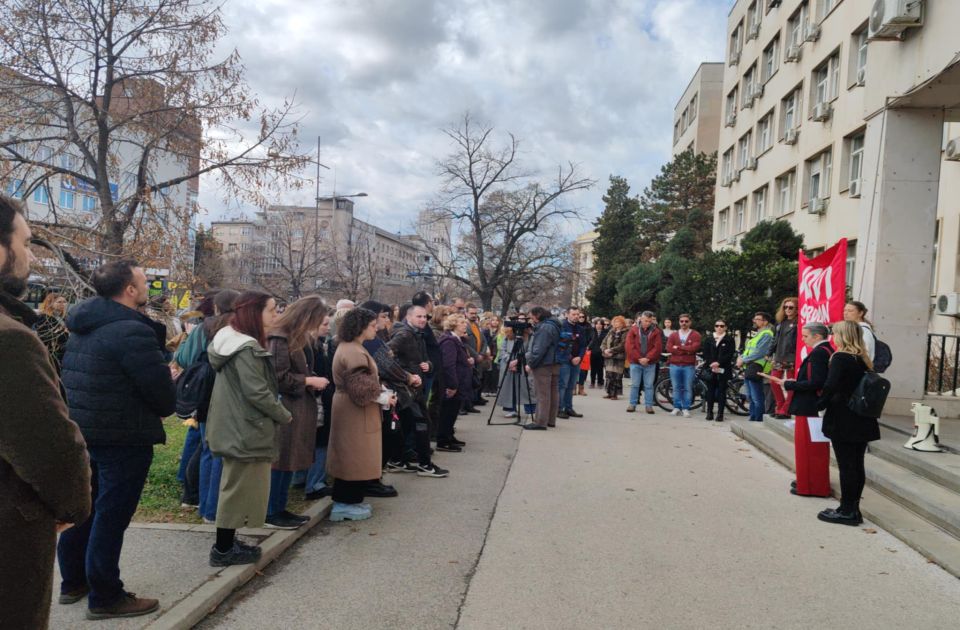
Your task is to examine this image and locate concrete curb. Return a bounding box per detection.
[145,498,332,629]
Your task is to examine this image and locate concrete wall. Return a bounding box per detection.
[673,62,725,156]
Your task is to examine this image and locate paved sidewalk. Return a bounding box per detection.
[457,392,960,629]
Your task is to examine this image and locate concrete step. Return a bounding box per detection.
[760,416,960,540]
[731,419,960,580]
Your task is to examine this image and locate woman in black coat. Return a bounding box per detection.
[700,319,736,421]
[588,318,608,388]
[438,314,472,448]
[816,321,881,526]
[778,322,833,498]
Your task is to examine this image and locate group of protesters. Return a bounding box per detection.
[0,190,885,628]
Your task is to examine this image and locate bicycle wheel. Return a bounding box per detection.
[655,378,674,412]
[691,379,707,411]
[725,379,750,416]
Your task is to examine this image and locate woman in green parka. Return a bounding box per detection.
[206,291,292,567]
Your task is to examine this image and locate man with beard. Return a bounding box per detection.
[58,259,176,619]
[0,195,91,629]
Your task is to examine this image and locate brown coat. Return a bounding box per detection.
[326,341,382,481]
[0,292,91,630]
[268,333,318,471]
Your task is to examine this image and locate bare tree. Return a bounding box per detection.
[249,208,326,300]
[0,0,306,274]
[320,221,379,302]
[427,113,594,311]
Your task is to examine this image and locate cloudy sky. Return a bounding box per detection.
[202,0,729,236]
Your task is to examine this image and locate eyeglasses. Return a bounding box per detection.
[784,305,796,310]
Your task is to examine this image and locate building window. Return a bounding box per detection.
[845,240,857,292]
[742,63,757,108]
[753,186,768,225]
[34,185,49,205]
[850,29,868,87]
[788,1,808,47]
[82,195,97,212]
[734,199,747,233]
[848,133,865,190]
[819,0,837,19]
[780,86,802,136]
[680,108,689,133]
[730,20,744,63]
[722,148,734,183]
[59,186,74,210]
[806,148,833,204]
[689,93,698,122]
[775,170,796,215]
[812,51,840,107]
[718,209,729,239]
[6,179,24,199]
[60,153,76,171]
[726,87,739,119]
[757,110,774,154]
[747,2,761,38]
[738,132,753,170]
[38,145,53,165]
[673,121,681,144]
[762,35,780,82]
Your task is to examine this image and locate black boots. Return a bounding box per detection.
[705,404,714,421]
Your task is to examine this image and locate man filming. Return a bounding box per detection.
[514,306,560,431]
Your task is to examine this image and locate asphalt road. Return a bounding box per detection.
[200,390,960,629]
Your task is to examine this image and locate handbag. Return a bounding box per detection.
[743,362,763,382]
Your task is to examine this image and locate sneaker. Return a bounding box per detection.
[280,510,310,523]
[385,460,408,473]
[670,409,682,416]
[401,461,421,473]
[59,586,89,605]
[682,410,691,418]
[180,501,199,509]
[504,410,518,418]
[264,513,304,530]
[209,542,262,567]
[416,463,450,478]
[567,409,583,418]
[329,502,372,522]
[626,405,636,413]
[557,411,570,419]
[645,407,655,414]
[202,517,215,525]
[86,592,159,620]
[436,443,462,452]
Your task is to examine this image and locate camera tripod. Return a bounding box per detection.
[487,335,535,426]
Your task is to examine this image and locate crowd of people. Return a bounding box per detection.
[0,192,884,627]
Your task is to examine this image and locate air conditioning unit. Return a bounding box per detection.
[856,67,867,86]
[752,83,765,99]
[784,44,802,62]
[869,0,923,40]
[809,197,829,215]
[731,170,741,183]
[812,102,833,122]
[946,137,960,161]
[936,293,960,316]
[747,23,760,40]
[804,23,821,42]
[783,128,800,145]
[744,158,758,171]
[725,111,737,127]
[849,178,862,197]
[721,174,732,187]
[729,50,741,66]
[728,235,739,247]
[742,95,754,110]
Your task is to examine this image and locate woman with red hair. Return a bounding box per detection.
[205,291,292,566]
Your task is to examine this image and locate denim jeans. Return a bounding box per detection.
[305,446,328,492]
[629,363,657,406]
[268,469,294,516]
[558,361,580,412]
[746,378,766,421]
[177,426,201,483]
[57,445,153,609]
[669,365,695,410]
[198,424,223,522]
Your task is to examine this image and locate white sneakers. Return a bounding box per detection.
[670,409,682,416]
[670,409,692,418]
[682,410,691,418]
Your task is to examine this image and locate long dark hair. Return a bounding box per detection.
[271,295,327,351]
[231,291,272,347]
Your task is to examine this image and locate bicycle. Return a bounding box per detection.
[654,365,751,416]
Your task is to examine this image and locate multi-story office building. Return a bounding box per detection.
[711,0,960,412]
[572,231,599,308]
[673,62,725,156]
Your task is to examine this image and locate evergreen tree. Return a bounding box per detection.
[587,175,640,314]
[635,149,717,262]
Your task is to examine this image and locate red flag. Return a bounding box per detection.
[796,239,847,372]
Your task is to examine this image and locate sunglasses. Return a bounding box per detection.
[784,305,796,310]
[715,324,726,328]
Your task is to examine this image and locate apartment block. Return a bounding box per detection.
[673,62,725,156]
[711,0,960,412]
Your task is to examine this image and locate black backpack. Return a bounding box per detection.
[175,351,216,420]
[847,370,891,419]
[873,337,893,373]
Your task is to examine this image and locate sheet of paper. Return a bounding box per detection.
[807,416,830,443]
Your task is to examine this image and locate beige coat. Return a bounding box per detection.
[326,341,383,481]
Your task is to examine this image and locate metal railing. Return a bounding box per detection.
[925,334,960,396]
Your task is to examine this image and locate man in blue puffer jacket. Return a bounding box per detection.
[58,260,176,620]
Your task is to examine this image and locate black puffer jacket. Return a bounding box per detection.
[61,297,176,446]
